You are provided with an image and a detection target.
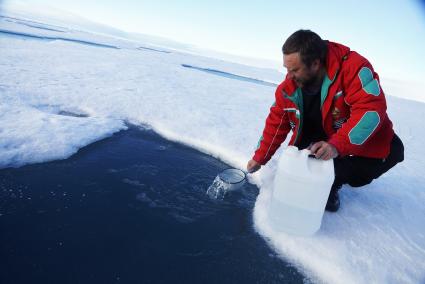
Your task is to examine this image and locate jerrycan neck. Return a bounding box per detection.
[279,146,334,178]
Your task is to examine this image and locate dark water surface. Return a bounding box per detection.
[0,126,305,284]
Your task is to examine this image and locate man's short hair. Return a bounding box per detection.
[282,30,328,67]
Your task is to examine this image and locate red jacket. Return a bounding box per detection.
[253,41,394,165]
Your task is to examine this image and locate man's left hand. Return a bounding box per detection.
[309,141,338,160]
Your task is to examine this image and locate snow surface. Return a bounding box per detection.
[1,3,424,284]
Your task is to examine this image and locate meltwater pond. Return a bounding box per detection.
[0,126,305,284]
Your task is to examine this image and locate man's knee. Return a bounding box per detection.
[388,134,404,164]
[348,178,373,188]
[333,134,404,187]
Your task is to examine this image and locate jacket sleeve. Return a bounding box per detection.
[328,57,388,157]
[252,85,291,165]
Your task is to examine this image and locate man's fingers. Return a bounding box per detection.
[309,141,323,154]
[308,141,337,160]
[317,146,334,160]
[315,146,326,159]
[247,160,261,173]
[322,151,331,160]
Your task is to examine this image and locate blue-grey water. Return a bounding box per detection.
[0,126,305,284]
[181,64,278,87]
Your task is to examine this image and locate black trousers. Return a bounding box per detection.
[333,134,404,189]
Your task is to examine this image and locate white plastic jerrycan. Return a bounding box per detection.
[268,146,335,236]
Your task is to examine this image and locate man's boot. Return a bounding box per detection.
[325,184,342,212]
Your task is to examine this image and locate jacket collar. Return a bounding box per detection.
[325,41,351,81]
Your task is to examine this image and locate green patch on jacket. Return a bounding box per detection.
[256,135,264,150]
[348,111,380,145]
[358,67,380,96]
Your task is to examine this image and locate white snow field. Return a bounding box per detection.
[1,4,424,284]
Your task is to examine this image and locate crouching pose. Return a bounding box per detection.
[247,30,404,212]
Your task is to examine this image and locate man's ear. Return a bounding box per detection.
[312,59,321,72]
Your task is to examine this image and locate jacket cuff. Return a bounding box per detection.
[252,153,267,165]
[328,138,347,157]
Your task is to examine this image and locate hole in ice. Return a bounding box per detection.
[137,46,171,53]
[57,110,89,118]
[1,16,68,32]
[0,29,119,49]
[35,104,89,118]
[181,64,278,87]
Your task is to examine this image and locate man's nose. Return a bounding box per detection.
[287,72,295,80]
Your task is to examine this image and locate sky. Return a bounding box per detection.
[2,0,425,82]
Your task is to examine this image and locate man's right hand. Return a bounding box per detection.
[247,159,261,173]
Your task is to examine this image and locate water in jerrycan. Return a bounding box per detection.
[269,146,335,236]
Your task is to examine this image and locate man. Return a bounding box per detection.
[247,30,404,212]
